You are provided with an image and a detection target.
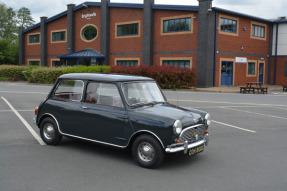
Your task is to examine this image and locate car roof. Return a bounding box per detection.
[59,73,154,82]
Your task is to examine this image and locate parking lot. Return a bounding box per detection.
[1,81,287,191]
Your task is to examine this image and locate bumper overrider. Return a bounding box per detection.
[165,133,209,154]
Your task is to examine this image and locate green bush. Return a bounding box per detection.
[30,66,110,84]
[0,65,26,80]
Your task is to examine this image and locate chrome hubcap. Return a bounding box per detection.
[138,142,155,162]
[43,123,55,140]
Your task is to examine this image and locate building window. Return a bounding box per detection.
[81,25,98,42]
[247,62,256,75]
[117,60,138,67]
[117,23,139,37]
[220,17,237,34]
[52,60,65,67]
[29,34,40,44]
[29,60,40,66]
[163,17,191,33]
[162,60,190,68]
[52,31,66,42]
[251,24,265,38]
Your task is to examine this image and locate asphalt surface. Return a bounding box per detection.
[0,81,287,191]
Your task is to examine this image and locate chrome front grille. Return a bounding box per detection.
[179,125,207,143]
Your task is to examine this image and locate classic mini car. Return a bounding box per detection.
[34,73,210,168]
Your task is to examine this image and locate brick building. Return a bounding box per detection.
[18,0,287,87]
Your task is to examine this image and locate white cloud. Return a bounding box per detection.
[1,0,286,23]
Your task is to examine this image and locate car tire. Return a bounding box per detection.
[40,117,62,145]
[132,134,164,169]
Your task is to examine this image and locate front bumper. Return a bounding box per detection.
[165,133,209,153]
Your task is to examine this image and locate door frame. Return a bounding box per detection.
[219,58,235,86]
[258,60,265,84]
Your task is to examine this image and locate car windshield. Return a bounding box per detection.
[122,82,166,106]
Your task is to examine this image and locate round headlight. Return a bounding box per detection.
[173,120,182,135]
[205,113,211,126]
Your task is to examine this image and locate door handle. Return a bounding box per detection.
[82,106,88,109]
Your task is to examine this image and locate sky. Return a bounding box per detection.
[1,0,286,23]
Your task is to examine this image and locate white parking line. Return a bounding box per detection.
[222,107,287,120]
[0,91,48,95]
[212,120,256,133]
[0,110,34,112]
[1,96,46,145]
[168,99,287,107]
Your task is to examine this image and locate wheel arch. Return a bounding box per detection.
[127,130,165,150]
[38,113,60,130]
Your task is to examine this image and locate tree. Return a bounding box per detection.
[0,39,19,65]
[17,7,35,29]
[0,3,17,41]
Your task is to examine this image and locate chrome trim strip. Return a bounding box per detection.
[39,113,165,149]
[38,113,126,148]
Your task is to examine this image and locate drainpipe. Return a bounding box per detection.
[213,11,218,87]
[274,23,278,85]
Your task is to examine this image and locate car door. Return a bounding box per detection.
[47,79,84,135]
[77,82,128,146]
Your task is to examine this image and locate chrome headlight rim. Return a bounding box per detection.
[205,113,211,126]
[173,120,182,135]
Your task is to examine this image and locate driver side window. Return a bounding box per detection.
[85,82,123,108]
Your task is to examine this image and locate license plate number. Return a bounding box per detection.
[188,145,204,156]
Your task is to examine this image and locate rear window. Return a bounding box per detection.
[53,80,84,101]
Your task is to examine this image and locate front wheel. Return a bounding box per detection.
[132,135,164,168]
[40,117,62,145]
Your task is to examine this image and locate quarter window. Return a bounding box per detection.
[117,60,138,67]
[220,18,237,34]
[117,23,139,36]
[248,62,256,75]
[162,60,190,68]
[53,80,84,101]
[163,17,191,33]
[85,83,123,107]
[81,25,98,41]
[52,31,66,42]
[29,34,40,44]
[252,24,265,38]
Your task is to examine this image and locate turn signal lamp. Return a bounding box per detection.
[205,130,209,134]
[35,107,38,116]
[175,139,180,143]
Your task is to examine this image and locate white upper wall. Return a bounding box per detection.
[272,22,287,56]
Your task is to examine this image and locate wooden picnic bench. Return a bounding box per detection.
[283,85,287,92]
[240,82,268,94]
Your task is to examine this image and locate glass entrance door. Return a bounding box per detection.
[221,61,233,86]
[258,63,264,83]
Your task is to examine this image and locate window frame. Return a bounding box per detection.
[85,82,124,108]
[51,30,67,43]
[115,20,141,39]
[246,60,257,77]
[28,59,40,66]
[250,21,267,40]
[28,33,40,45]
[160,57,192,69]
[53,79,84,102]
[80,24,98,42]
[161,14,193,36]
[218,14,239,36]
[115,58,140,67]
